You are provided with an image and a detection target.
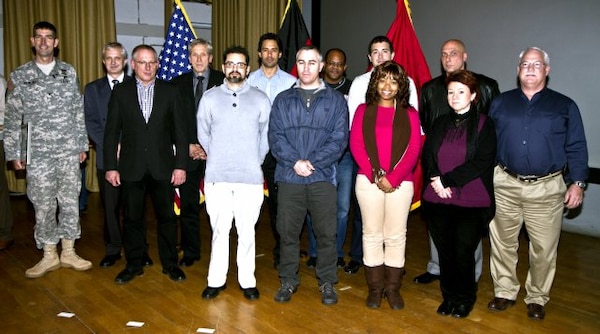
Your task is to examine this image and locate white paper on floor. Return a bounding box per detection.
[57,312,75,318]
[126,321,145,327]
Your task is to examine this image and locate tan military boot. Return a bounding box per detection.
[60,239,92,271]
[25,244,61,278]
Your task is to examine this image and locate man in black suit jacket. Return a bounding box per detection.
[84,42,153,268]
[170,38,224,267]
[104,44,188,284]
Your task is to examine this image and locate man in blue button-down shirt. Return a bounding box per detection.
[487,47,588,320]
[248,33,296,269]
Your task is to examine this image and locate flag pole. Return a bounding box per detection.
[280,0,292,27]
[404,0,413,25]
[175,0,198,39]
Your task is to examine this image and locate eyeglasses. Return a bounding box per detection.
[224,62,247,69]
[134,60,158,67]
[519,61,545,69]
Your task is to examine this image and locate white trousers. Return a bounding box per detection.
[204,182,264,288]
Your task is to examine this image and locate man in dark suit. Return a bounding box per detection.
[84,42,153,268]
[170,38,224,267]
[104,44,188,284]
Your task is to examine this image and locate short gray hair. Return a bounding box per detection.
[189,38,213,56]
[296,45,323,62]
[519,46,550,66]
[103,42,128,59]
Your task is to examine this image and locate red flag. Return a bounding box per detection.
[277,0,312,77]
[386,0,431,96]
[386,0,431,211]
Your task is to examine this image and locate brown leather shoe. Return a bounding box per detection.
[527,303,545,320]
[487,297,516,311]
[0,239,14,250]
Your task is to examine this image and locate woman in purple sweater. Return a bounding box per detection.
[421,70,496,318]
[349,61,421,310]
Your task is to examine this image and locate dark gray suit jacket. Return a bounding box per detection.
[84,75,132,170]
[170,68,224,170]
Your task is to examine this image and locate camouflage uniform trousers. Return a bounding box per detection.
[27,154,81,249]
[0,141,14,241]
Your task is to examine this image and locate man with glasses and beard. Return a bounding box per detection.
[198,46,271,301]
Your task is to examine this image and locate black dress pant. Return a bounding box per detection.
[122,173,178,271]
[424,202,487,307]
[178,162,204,259]
[98,170,123,256]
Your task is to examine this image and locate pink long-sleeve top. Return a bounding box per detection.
[349,103,422,188]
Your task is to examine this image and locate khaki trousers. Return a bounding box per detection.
[489,166,566,306]
[355,175,413,268]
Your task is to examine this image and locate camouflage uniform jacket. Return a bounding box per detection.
[4,59,88,162]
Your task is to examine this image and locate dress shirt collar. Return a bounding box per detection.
[107,73,125,88]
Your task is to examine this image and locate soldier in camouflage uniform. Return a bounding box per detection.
[0,75,14,251]
[4,21,92,278]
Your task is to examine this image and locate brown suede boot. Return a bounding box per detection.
[384,265,405,310]
[25,244,61,278]
[364,265,385,308]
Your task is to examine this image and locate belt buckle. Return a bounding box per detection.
[520,176,538,183]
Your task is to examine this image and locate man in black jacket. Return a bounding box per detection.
[105,45,188,284]
[170,38,224,267]
[415,39,500,285]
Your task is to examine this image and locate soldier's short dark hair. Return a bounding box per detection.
[33,21,58,38]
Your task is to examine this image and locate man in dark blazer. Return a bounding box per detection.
[84,42,153,268]
[170,38,224,267]
[104,44,188,284]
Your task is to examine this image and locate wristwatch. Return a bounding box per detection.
[574,181,587,190]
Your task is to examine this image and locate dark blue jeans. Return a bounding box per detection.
[306,151,360,260]
[277,182,337,286]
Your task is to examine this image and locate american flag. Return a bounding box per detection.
[157,0,197,81]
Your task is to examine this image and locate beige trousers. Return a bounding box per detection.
[489,166,566,306]
[355,175,413,268]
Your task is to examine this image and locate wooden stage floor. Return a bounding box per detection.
[0,192,598,333]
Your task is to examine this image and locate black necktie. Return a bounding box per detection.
[195,75,205,108]
[111,79,119,90]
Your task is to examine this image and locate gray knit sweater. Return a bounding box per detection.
[197,80,271,184]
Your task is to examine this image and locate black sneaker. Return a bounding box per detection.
[344,260,362,274]
[320,282,338,305]
[413,272,439,284]
[337,257,346,268]
[274,283,297,303]
[306,257,317,268]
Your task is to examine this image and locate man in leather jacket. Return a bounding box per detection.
[414,39,500,285]
[420,39,500,134]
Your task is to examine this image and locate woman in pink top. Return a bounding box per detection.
[349,61,421,310]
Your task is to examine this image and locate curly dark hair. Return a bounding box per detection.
[366,61,410,108]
